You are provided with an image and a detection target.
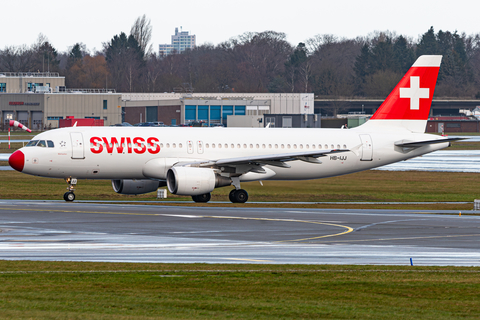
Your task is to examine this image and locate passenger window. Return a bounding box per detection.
[26,140,38,147]
[37,140,47,147]
[47,140,54,148]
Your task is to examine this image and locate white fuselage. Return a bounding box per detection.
[17,126,448,181]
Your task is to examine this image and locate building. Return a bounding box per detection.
[0,72,65,93]
[159,27,196,56]
[121,93,314,126]
[1,91,122,130]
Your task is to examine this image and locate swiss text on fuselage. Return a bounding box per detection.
[90,137,161,154]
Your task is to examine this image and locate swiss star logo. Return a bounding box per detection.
[399,76,429,110]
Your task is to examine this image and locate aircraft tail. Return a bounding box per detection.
[359,55,442,133]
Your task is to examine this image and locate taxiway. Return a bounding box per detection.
[0,200,479,266]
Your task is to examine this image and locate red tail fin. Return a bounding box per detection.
[370,55,442,122]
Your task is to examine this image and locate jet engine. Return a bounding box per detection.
[112,179,166,195]
[166,167,231,196]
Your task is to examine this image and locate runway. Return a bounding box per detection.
[0,200,479,266]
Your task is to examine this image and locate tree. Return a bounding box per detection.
[285,43,309,92]
[104,32,145,91]
[30,34,59,73]
[416,26,438,56]
[130,15,152,56]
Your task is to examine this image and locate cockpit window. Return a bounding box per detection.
[37,140,47,147]
[25,139,55,148]
[26,140,38,147]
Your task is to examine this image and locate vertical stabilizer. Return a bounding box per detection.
[359,55,442,133]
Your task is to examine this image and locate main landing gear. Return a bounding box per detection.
[229,176,248,203]
[192,193,211,203]
[63,177,77,202]
[190,177,250,204]
[229,189,248,203]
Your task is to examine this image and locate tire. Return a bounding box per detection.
[233,189,248,203]
[192,193,211,203]
[64,191,75,202]
[229,189,237,203]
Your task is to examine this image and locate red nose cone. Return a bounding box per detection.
[8,150,25,172]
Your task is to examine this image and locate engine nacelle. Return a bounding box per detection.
[112,179,166,195]
[166,167,230,196]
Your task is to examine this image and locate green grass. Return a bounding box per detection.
[0,170,479,210]
[0,261,479,319]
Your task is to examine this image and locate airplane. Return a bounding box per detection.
[6,55,460,203]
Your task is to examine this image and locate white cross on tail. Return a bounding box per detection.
[399,76,429,110]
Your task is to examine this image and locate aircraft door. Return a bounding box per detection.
[359,134,373,161]
[187,140,194,154]
[197,141,204,154]
[70,132,85,159]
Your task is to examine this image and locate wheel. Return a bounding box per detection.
[233,189,248,203]
[64,191,75,202]
[192,193,211,203]
[229,189,237,203]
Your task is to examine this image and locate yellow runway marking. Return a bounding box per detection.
[0,208,354,242]
[200,215,353,242]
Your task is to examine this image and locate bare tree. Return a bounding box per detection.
[130,14,153,56]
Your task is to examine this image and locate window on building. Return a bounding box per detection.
[234,106,246,115]
[222,106,233,125]
[210,106,221,124]
[282,116,292,128]
[103,100,108,110]
[185,105,196,122]
[198,105,208,121]
[266,117,276,127]
[0,83,6,92]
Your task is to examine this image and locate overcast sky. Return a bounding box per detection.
[2,0,479,53]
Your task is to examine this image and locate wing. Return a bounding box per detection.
[0,154,11,161]
[176,149,349,170]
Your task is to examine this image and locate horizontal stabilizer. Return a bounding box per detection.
[394,137,465,148]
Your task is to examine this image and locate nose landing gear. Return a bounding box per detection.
[64,177,77,202]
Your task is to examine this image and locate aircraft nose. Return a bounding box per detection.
[8,150,25,172]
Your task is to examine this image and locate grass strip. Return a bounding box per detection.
[0,261,479,319]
